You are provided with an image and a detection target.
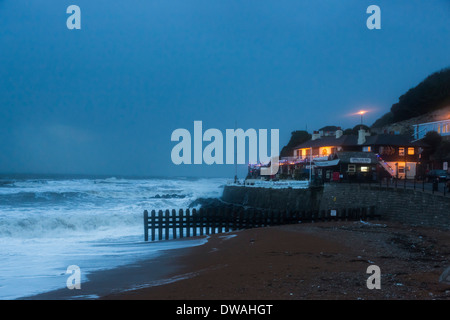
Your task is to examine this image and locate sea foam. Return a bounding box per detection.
[0,176,225,299]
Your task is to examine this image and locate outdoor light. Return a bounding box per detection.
[358,110,368,124]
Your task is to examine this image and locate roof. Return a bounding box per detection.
[295,133,428,149]
[294,135,358,149]
[412,119,450,126]
[363,134,428,147]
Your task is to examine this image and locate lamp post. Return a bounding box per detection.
[309,147,312,184]
[359,110,367,125]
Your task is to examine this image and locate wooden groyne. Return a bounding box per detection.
[143,206,379,241]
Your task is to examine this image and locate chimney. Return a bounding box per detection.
[312,131,320,141]
[335,127,343,139]
[358,128,367,145]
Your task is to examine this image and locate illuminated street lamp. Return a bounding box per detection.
[358,110,367,124]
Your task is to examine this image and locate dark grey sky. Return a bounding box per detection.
[0,0,449,177]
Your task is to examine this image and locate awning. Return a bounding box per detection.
[313,159,340,167]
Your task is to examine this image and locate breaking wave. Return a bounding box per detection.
[0,175,226,299]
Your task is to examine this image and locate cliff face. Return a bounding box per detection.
[222,185,323,211]
[371,67,450,133]
[371,105,450,136]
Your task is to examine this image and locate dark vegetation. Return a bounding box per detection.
[423,131,450,161]
[280,130,311,158]
[372,67,450,128]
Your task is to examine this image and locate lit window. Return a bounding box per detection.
[360,166,369,172]
[408,148,414,155]
[398,166,405,174]
[399,147,405,156]
[363,146,371,152]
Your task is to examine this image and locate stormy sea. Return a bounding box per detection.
[0,174,226,299]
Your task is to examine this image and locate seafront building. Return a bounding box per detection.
[413,119,450,141]
[248,126,429,182]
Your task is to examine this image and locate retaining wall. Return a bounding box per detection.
[221,184,450,229]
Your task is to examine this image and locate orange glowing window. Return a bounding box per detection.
[399,148,405,156]
[408,148,414,155]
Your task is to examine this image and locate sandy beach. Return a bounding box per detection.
[100,220,450,300]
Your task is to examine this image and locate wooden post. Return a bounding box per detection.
[172,209,177,239]
[217,207,223,234]
[200,208,207,235]
[283,209,290,224]
[255,208,260,228]
[269,210,274,226]
[261,210,266,227]
[144,210,149,242]
[210,208,214,234]
[248,208,254,229]
[165,209,170,240]
[238,209,244,229]
[224,207,230,232]
[158,210,163,240]
[151,210,156,241]
[323,209,328,221]
[233,208,239,231]
[369,206,375,220]
[210,208,216,235]
[186,209,191,237]
[192,208,197,237]
[336,209,341,221]
[199,208,205,236]
[179,209,184,238]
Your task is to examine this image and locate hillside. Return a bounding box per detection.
[372,67,450,130]
[279,130,311,158]
[371,105,450,136]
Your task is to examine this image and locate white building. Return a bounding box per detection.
[413,119,450,140]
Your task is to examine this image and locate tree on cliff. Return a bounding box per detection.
[372,67,450,127]
[280,130,311,158]
[422,131,450,162]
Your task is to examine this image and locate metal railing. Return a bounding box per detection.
[330,177,450,197]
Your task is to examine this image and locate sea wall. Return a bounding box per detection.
[320,184,450,229]
[221,184,450,229]
[221,185,323,212]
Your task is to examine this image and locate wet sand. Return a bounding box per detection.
[102,220,450,300]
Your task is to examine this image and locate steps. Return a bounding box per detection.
[377,155,395,177]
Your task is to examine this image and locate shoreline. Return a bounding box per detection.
[22,220,450,300]
[22,237,209,300]
[103,220,450,300]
